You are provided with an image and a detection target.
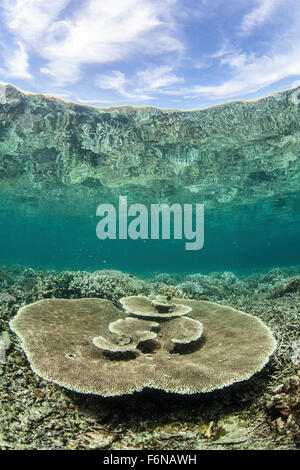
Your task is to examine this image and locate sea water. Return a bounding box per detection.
[0,189,299,275]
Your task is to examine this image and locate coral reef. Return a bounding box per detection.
[0,266,13,289]
[291,340,300,369]
[149,273,182,285]
[267,372,300,446]
[0,266,149,306]
[271,276,300,298]
[154,284,187,300]
[67,270,149,306]
[0,265,299,449]
[176,281,204,298]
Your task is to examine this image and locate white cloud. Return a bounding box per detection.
[3,0,69,43]
[190,45,300,99]
[1,0,68,80]
[96,71,153,100]
[210,38,235,59]
[4,41,32,79]
[137,65,183,90]
[96,71,127,94]
[181,2,300,102]
[220,50,248,69]
[40,61,80,86]
[41,0,181,84]
[95,64,183,101]
[2,0,182,86]
[240,0,285,35]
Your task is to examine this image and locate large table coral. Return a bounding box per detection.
[10,297,277,396]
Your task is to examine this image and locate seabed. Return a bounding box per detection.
[0,265,299,450]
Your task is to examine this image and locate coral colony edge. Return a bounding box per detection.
[0,83,299,450]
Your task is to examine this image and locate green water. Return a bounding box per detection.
[1,190,299,275]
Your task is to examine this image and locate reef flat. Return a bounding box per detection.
[0,84,299,217]
[0,265,299,450]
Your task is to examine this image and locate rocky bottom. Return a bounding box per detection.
[0,265,299,450]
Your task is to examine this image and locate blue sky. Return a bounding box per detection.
[1,0,300,109]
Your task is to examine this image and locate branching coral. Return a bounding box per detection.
[67,270,148,305]
[176,281,204,298]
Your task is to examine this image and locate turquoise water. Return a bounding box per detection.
[1,190,299,275]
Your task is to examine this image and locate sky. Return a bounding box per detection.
[1,0,300,110]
